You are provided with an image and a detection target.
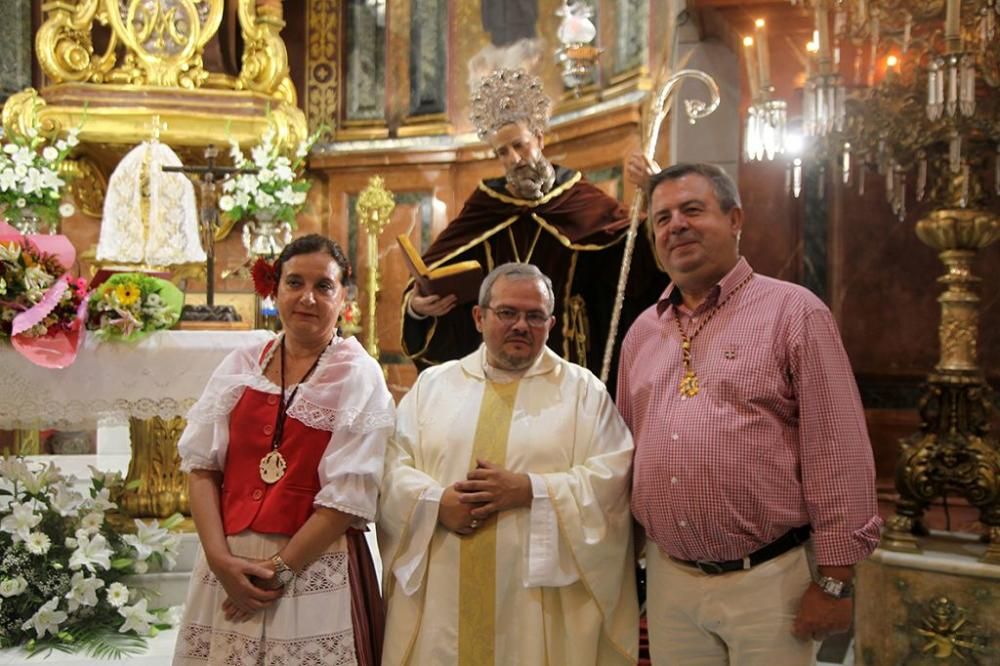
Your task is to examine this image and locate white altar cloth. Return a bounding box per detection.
[0,330,272,430]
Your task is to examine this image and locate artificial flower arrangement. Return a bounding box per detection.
[0,102,80,230]
[87,273,184,342]
[0,222,88,368]
[219,125,326,228]
[0,457,182,657]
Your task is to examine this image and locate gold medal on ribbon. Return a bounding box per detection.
[259,450,287,484]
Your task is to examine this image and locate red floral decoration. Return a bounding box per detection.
[251,257,279,297]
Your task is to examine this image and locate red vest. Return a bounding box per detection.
[221,384,330,536]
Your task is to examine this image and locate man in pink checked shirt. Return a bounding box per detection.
[616,163,882,665]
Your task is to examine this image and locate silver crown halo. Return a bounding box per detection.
[470,68,552,140]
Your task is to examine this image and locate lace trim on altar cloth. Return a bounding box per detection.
[174,624,357,665]
[288,398,396,434]
[0,396,196,430]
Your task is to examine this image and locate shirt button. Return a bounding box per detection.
[671,433,679,441]
[670,477,678,485]
[267,395,279,406]
[251,489,263,501]
[678,520,687,528]
[263,424,274,435]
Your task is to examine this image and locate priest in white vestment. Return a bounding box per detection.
[379,263,638,665]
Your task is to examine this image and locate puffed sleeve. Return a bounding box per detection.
[304,351,396,524]
[177,345,261,473]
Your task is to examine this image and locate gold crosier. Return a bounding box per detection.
[672,273,753,398]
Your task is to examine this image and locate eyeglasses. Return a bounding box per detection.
[483,306,552,328]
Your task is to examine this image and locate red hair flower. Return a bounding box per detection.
[251,257,279,297]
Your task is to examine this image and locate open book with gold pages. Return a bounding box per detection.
[397,234,484,305]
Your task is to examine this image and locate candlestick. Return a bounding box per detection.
[754,19,772,91]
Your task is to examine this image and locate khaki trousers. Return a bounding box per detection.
[645,542,818,665]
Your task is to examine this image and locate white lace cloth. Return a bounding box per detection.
[97,140,206,266]
[0,330,271,430]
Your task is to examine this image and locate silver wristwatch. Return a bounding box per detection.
[271,554,295,587]
[816,575,853,599]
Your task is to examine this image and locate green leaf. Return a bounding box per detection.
[110,557,134,570]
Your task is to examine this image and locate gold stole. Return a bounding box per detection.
[457,379,520,665]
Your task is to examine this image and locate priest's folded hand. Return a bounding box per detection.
[438,484,480,535]
[455,459,532,519]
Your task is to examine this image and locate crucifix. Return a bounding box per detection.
[162,144,257,307]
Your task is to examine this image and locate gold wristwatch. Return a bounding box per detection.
[271,554,295,587]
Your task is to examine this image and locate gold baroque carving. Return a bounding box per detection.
[236,0,293,102]
[63,155,108,219]
[914,596,990,661]
[306,0,339,134]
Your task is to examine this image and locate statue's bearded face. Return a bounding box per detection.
[488,122,556,200]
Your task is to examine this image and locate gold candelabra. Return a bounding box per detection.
[781,0,1000,560]
[354,176,396,363]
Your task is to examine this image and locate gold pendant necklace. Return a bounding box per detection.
[259,336,327,484]
[673,273,753,399]
[259,450,287,483]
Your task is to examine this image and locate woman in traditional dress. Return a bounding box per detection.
[173,234,395,665]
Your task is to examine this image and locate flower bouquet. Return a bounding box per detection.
[220,126,325,230]
[87,273,184,342]
[0,106,79,232]
[0,457,182,657]
[0,222,88,368]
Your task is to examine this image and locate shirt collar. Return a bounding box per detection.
[656,257,754,317]
[461,343,559,380]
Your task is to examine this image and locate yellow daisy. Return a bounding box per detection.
[114,283,141,306]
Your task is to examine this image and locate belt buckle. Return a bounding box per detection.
[695,560,725,575]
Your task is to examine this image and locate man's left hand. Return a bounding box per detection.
[792,583,853,642]
[454,459,532,520]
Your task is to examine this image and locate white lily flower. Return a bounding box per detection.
[65,571,104,612]
[87,487,117,512]
[123,520,165,560]
[254,191,275,209]
[161,605,183,626]
[0,168,17,191]
[1,502,42,542]
[119,598,159,635]
[42,146,58,161]
[0,576,28,597]
[69,533,113,572]
[21,597,67,638]
[25,531,51,555]
[219,194,235,212]
[106,582,130,608]
[49,484,85,517]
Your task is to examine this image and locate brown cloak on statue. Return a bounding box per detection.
[401,166,667,391]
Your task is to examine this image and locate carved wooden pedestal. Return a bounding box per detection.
[855,534,998,664]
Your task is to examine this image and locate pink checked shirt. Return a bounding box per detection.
[617,258,882,566]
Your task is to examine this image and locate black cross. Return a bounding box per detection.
[162,145,257,306]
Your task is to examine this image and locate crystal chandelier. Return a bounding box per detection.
[743,19,788,162]
[787,0,999,218]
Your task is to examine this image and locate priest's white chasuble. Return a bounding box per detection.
[379,346,638,665]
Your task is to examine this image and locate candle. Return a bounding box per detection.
[754,19,772,91]
[815,0,831,63]
[945,0,960,42]
[743,36,760,100]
